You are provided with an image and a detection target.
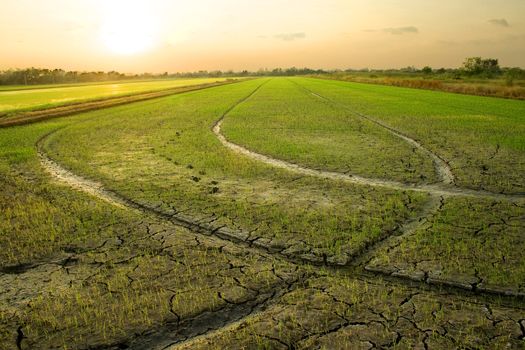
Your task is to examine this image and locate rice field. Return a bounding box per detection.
[0,77,524,349]
[0,77,235,115]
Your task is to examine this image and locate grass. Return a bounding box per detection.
[0,77,236,115]
[222,78,438,184]
[0,80,241,128]
[42,78,427,263]
[178,275,525,349]
[0,79,163,91]
[298,77,525,194]
[0,78,203,92]
[315,72,525,100]
[1,76,524,349]
[367,196,525,293]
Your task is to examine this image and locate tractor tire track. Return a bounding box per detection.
[39,151,130,210]
[213,119,523,202]
[38,144,293,264]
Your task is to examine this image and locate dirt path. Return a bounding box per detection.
[213,119,523,202]
[39,151,130,210]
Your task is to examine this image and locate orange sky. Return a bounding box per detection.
[0,0,524,73]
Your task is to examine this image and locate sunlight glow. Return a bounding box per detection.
[99,0,158,55]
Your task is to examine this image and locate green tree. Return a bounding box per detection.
[462,57,500,77]
[421,66,433,74]
[504,67,523,86]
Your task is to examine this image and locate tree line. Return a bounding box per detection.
[348,58,524,80]
[0,58,523,86]
[0,67,329,86]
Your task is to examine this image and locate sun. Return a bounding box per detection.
[99,0,158,55]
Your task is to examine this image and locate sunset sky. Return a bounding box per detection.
[0,0,524,73]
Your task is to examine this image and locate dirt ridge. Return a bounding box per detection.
[213,120,523,202]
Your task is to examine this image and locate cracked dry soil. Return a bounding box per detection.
[2,78,525,349]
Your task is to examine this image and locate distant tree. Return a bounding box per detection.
[463,57,483,74]
[504,67,524,86]
[271,68,283,76]
[400,66,417,73]
[481,59,500,77]
[421,66,433,74]
[462,57,500,77]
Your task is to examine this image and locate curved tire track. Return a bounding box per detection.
[213,119,524,202]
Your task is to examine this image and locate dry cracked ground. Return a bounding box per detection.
[1,78,524,349]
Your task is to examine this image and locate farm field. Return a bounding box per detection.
[1,77,524,349]
[0,77,235,115]
[313,72,525,100]
[0,79,173,92]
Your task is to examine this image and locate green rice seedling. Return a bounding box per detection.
[0,77,236,115]
[224,78,437,184]
[2,76,524,349]
[367,196,525,294]
[296,77,525,193]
